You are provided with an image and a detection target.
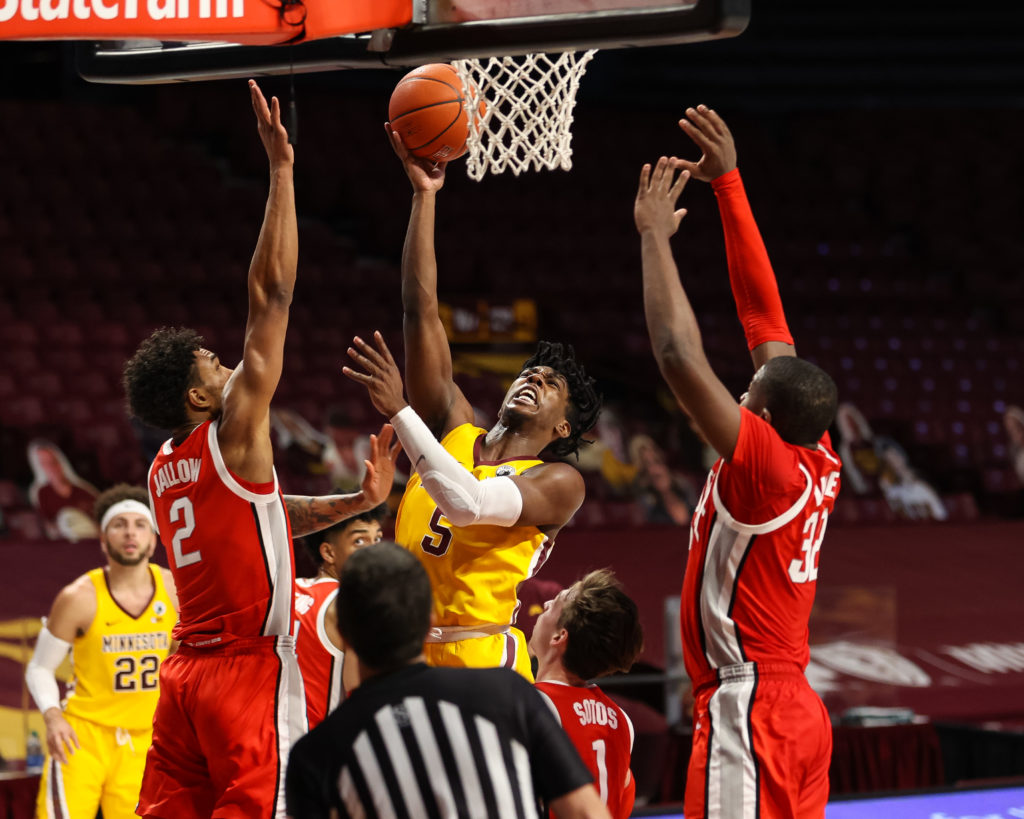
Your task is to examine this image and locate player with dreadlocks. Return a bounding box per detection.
[344,331,599,681]
[342,127,600,682]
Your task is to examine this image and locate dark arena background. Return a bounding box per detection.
[2,1,1024,816]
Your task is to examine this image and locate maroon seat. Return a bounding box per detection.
[24,372,63,399]
[0,321,40,347]
[6,509,46,540]
[0,480,26,510]
[64,372,114,400]
[943,492,980,522]
[1,397,45,427]
[55,398,97,427]
[0,372,16,400]
[569,502,606,529]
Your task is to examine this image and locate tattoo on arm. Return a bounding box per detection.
[283,494,369,538]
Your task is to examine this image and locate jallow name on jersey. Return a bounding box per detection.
[153,458,202,497]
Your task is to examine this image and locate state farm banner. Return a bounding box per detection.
[0,0,411,45]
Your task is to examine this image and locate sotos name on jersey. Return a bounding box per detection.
[573,698,619,729]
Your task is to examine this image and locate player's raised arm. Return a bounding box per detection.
[344,333,585,531]
[283,424,401,536]
[676,105,796,371]
[386,125,474,437]
[635,158,741,461]
[218,80,298,478]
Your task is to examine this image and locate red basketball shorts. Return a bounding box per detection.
[137,635,305,819]
[685,662,831,819]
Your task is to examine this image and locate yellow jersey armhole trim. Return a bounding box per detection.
[439,423,485,448]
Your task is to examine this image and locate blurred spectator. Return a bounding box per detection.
[835,402,882,495]
[835,402,947,520]
[1005,405,1024,485]
[271,408,332,478]
[576,405,638,496]
[876,438,948,521]
[674,404,718,473]
[272,406,406,509]
[629,435,694,526]
[321,407,373,492]
[27,440,99,542]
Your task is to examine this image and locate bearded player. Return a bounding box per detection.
[635,106,841,819]
[343,129,601,680]
[530,570,644,819]
[26,484,177,819]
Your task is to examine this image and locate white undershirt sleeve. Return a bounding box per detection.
[390,406,524,527]
[25,626,71,714]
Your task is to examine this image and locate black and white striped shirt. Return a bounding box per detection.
[286,663,592,819]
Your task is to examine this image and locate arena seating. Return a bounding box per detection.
[0,91,1022,532]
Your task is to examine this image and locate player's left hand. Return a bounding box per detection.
[634,157,690,236]
[343,331,409,419]
[360,424,402,507]
[250,79,294,169]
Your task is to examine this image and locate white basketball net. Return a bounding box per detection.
[453,50,597,181]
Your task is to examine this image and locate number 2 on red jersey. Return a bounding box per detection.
[168,497,203,568]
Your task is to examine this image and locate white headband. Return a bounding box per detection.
[100,500,154,533]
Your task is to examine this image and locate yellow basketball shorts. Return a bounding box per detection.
[36,712,152,819]
[423,627,534,681]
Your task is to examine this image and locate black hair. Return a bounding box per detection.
[123,327,205,432]
[336,542,431,672]
[758,357,838,446]
[559,569,644,681]
[94,483,150,527]
[300,503,388,567]
[521,340,601,458]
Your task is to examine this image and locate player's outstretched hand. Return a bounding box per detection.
[250,79,294,169]
[343,331,409,419]
[385,123,446,193]
[44,710,79,765]
[676,104,736,183]
[634,157,690,237]
[360,423,402,507]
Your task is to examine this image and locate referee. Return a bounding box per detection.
[285,543,610,819]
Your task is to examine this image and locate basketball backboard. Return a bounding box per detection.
[76,0,749,84]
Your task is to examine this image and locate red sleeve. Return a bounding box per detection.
[711,168,794,351]
[718,409,803,524]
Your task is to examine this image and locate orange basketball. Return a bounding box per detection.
[388,63,469,163]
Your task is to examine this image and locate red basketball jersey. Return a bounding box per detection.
[294,576,345,729]
[535,681,635,819]
[682,408,842,681]
[148,421,295,646]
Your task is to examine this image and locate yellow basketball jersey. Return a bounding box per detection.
[64,566,175,731]
[395,424,550,628]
